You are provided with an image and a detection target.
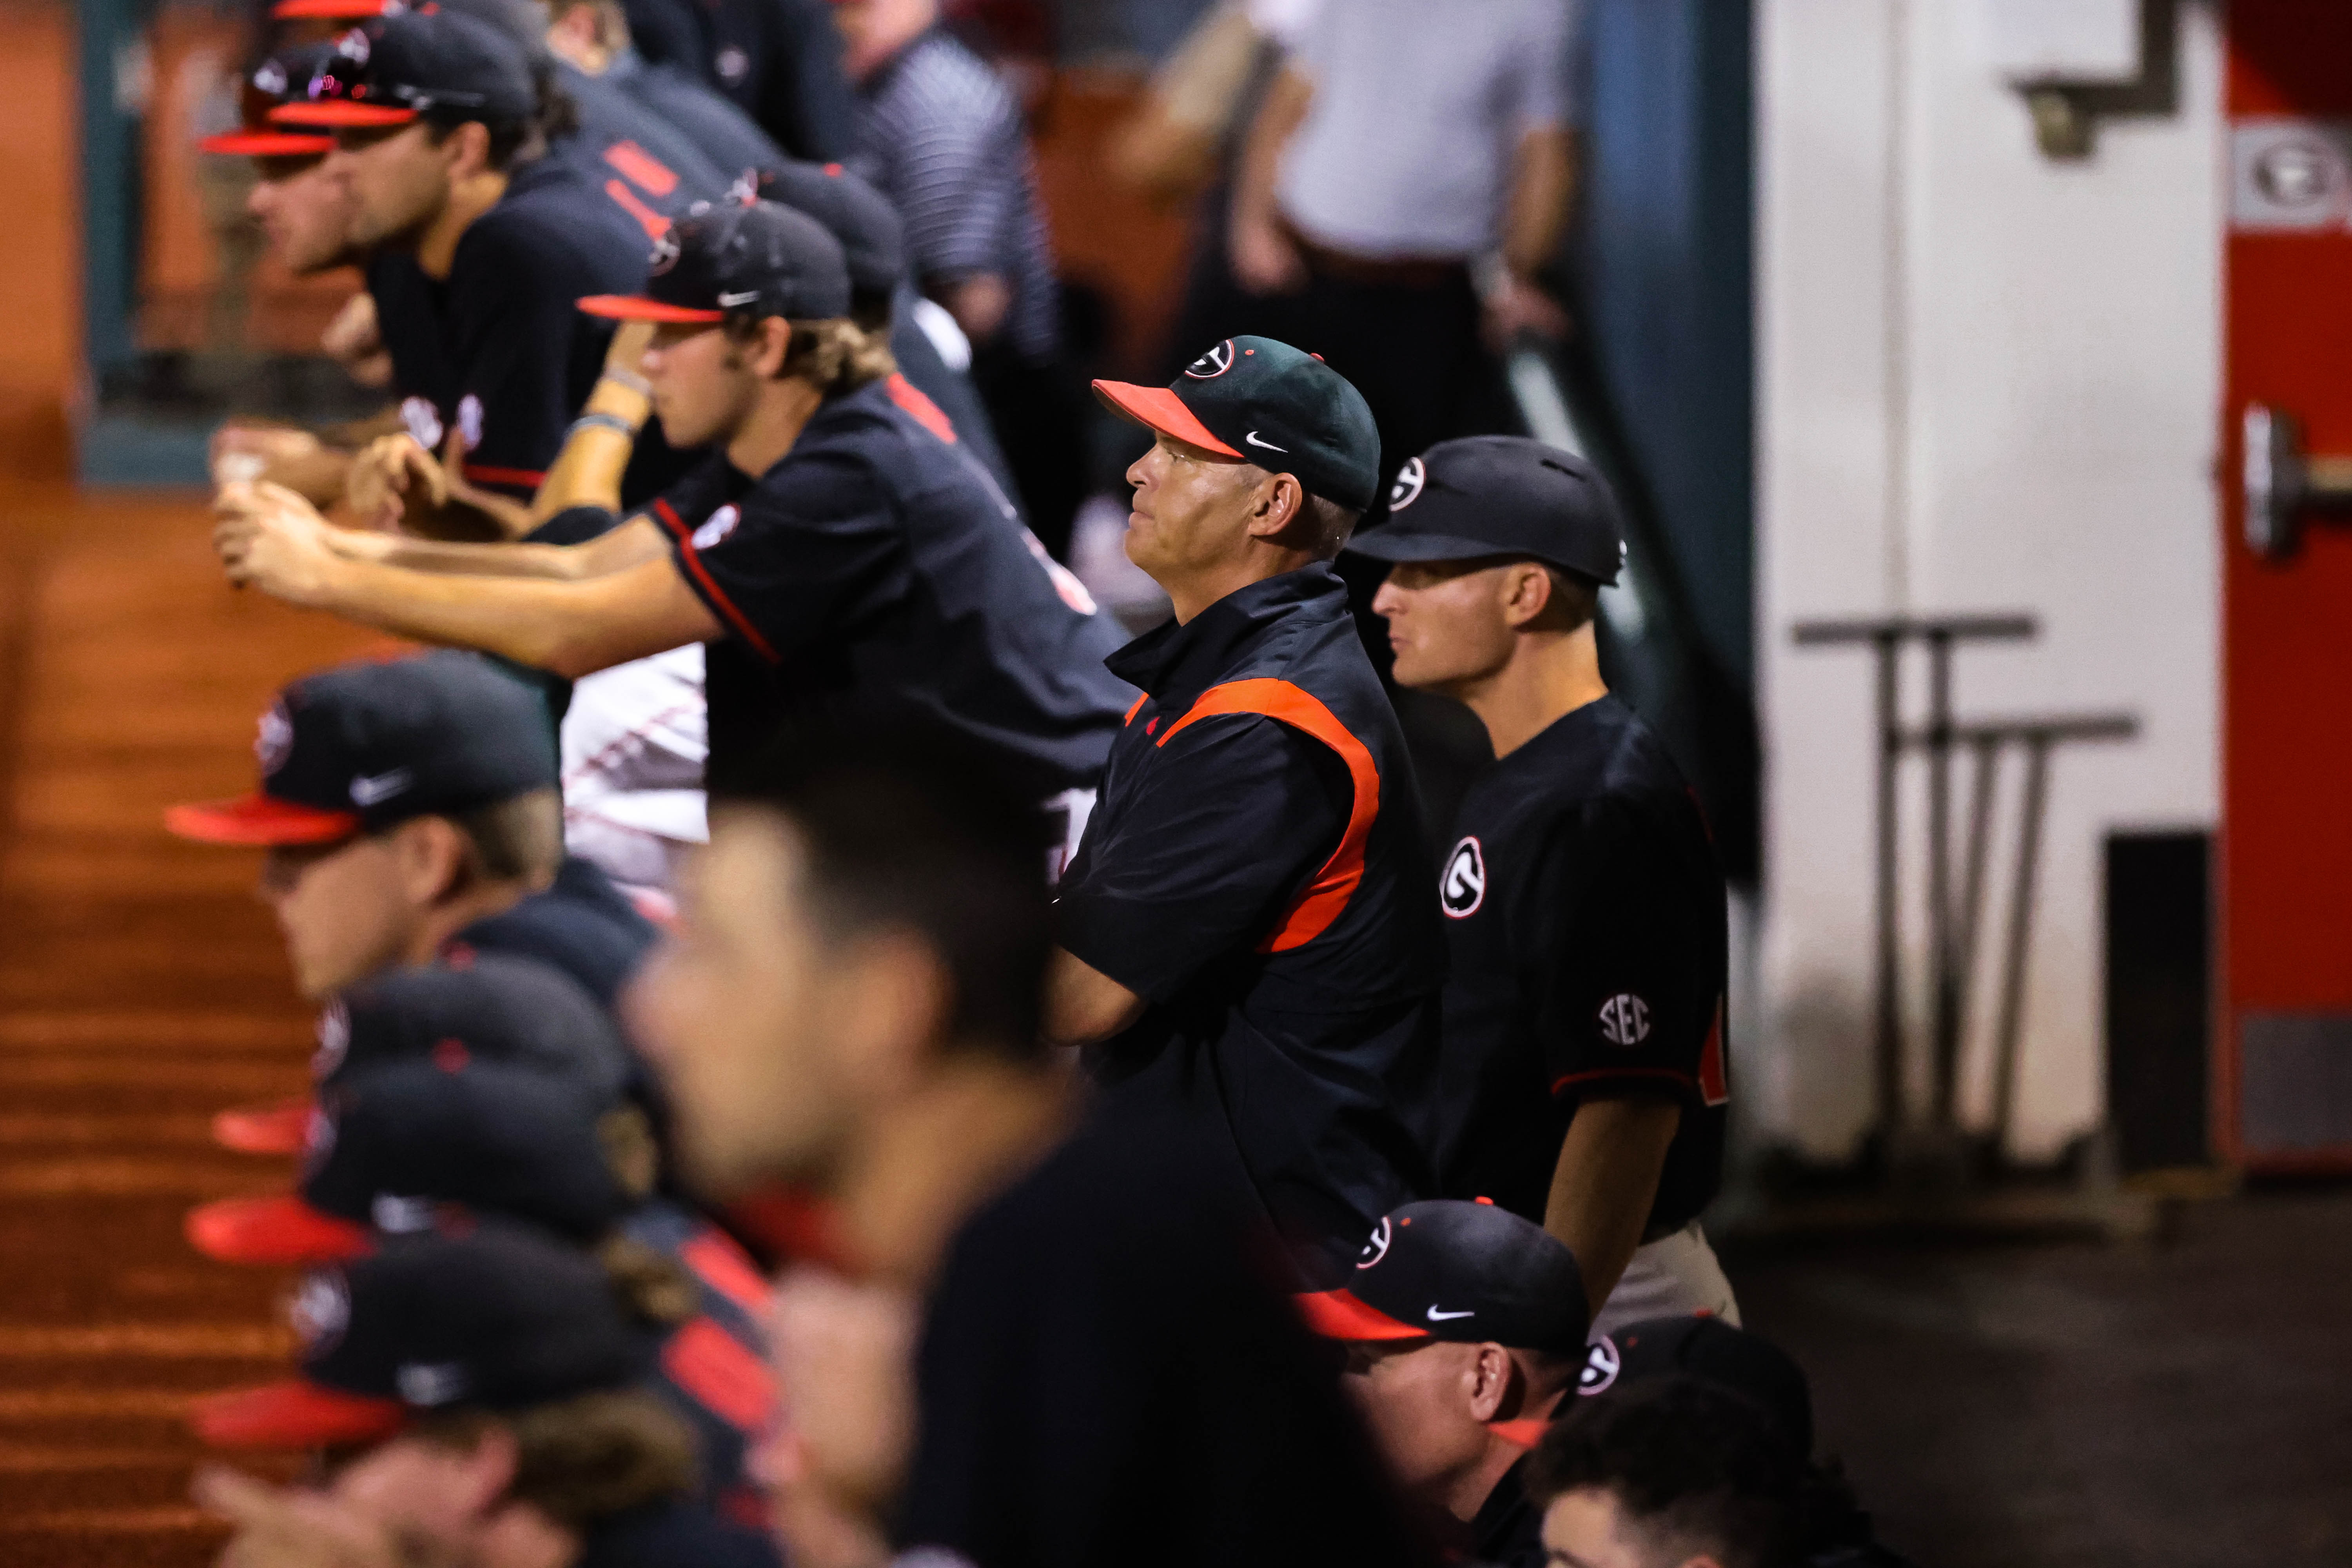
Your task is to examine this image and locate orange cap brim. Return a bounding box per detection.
[1090,381,1243,459]
[1292,1288,1428,1341]
[200,131,336,157]
[212,1097,316,1156]
[577,294,726,323]
[272,0,394,15]
[164,794,359,847]
[269,102,417,128]
[1488,1417,1552,1449]
[191,1379,407,1449]
[186,1195,370,1266]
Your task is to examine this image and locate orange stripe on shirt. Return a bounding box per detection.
[1156,677,1379,953]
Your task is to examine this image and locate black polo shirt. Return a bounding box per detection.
[1057,566,1443,1283]
[648,377,1131,793]
[897,1100,1439,1568]
[575,1498,779,1568]
[1470,1455,1543,1568]
[1433,694,1730,1238]
[365,156,689,506]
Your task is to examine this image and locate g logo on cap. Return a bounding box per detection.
[1357,1216,1393,1269]
[291,1270,351,1357]
[1579,1335,1621,1396]
[1389,457,1426,512]
[1185,339,1236,379]
[255,701,294,777]
[648,229,682,276]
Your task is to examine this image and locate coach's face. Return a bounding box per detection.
[642,320,767,451]
[1371,559,1530,693]
[247,157,361,275]
[1122,433,1267,594]
[633,807,943,1194]
[329,122,465,254]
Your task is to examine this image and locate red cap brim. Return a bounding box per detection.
[191,1379,407,1449]
[200,131,336,157]
[272,0,394,15]
[577,294,726,323]
[212,1097,316,1156]
[1293,1288,1429,1341]
[1090,381,1242,459]
[164,794,360,847]
[269,102,418,128]
[186,1195,370,1266]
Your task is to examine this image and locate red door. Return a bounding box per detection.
[2222,3,2352,1170]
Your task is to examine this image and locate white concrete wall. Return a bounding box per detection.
[1755,0,2223,1159]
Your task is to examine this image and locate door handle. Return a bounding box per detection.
[2244,403,2352,559]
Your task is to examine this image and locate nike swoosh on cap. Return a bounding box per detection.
[1426,1306,1475,1321]
[717,290,759,307]
[348,769,412,807]
[1244,430,1288,453]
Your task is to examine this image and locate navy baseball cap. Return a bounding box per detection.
[1297,1199,1589,1356]
[579,198,852,325]
[1345,435,1626,587]
[748,162,905,301]
[164,651,554,847]
[191,1220,646,1448]
[270,9,535,129]
[1580,1315,1815,1459]
[1094,336,1381,513]
[201,45,337,158]
[188,1058,633,1267]
[209,955,636,1155]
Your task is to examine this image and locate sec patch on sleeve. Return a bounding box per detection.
[1597,992,1651,1047]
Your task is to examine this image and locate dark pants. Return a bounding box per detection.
[969,342,1088,563]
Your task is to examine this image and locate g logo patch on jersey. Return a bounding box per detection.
[1598,993,1652,1047]
[1356,1216,1393,1269]
[1389,457,1426,512]
[1440,836,1486,918]
[1578,1335,1621,1396]
[400,396,443,452]
[254,701,294,777]
[690,505,740,550]
[715,44,750,83]
[455,394,483,454]
[1185,339,1236,379]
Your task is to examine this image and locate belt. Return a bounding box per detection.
[1281,222,1470,290]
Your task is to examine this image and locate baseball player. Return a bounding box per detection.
[1047,336,1444,1282]
[626,717,1434,1568]
[1348,435,1738,1333]
[210,200,1131,858]
[270,7,695,530]
[187,1055,776,1522]
[165,650,658,1012]
[1296,1198,1591,1568]
[190,1221,780,1567]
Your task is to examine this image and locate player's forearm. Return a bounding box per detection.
[1501,127,1576,279]
[305,555,624,675]
[1541,1096,1681,1315]
[533,375,650,520]
[1230,67,1310,236]
[336,530,595,581]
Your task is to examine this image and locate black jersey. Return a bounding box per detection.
[364,156,687,506]
[555,58,735,229]
[604,50,788,180]
[1434,694,1730,1237]
[647,379,1130,793]
[618,0,853,162]
[443,855,659,1013]
[1057,566,1444,1282]
[897,1102,1439,1568]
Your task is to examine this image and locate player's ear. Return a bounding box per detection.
[1500,562,1553,630]
[755,317,794,380]
[442,120,493,180]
